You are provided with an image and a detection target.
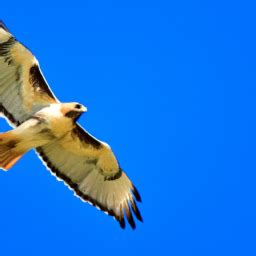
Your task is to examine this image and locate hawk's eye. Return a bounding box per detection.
[75,104,82,110]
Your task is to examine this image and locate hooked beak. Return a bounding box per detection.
[80,105,87,112]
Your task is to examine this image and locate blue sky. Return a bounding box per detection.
[0,1,256,255]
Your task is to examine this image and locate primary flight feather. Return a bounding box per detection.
[0,21,142,229]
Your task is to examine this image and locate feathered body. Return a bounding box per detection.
[0,21,142,229]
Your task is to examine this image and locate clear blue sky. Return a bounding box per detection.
[0,1,255,255]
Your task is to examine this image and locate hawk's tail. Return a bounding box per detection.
[0,131,25,170]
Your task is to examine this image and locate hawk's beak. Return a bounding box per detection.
[81,105,87,112]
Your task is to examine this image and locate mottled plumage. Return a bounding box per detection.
[0,21,142,229]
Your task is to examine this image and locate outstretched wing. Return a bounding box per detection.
[0,21,58,126]
[36,124,143,229]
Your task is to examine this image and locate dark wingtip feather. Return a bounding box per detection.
[128,215,136,230]
[118,206,126,229]
[132,185,142,202]
[125,204,136,230]
[118,218,126,229]
[0,20,9,32]
[131,200,143,222]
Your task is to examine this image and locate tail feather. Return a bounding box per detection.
[0,132,24,170]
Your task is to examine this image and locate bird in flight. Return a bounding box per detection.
[0,21,142,229]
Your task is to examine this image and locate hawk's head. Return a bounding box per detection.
[62,102,87,122]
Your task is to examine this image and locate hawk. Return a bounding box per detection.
[0,21,142,229]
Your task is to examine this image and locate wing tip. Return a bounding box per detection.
[118,217,126,229]
[131,200,143,223]
[0,20,9,32]
[124,203,136,230]
[132,184,142,202]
